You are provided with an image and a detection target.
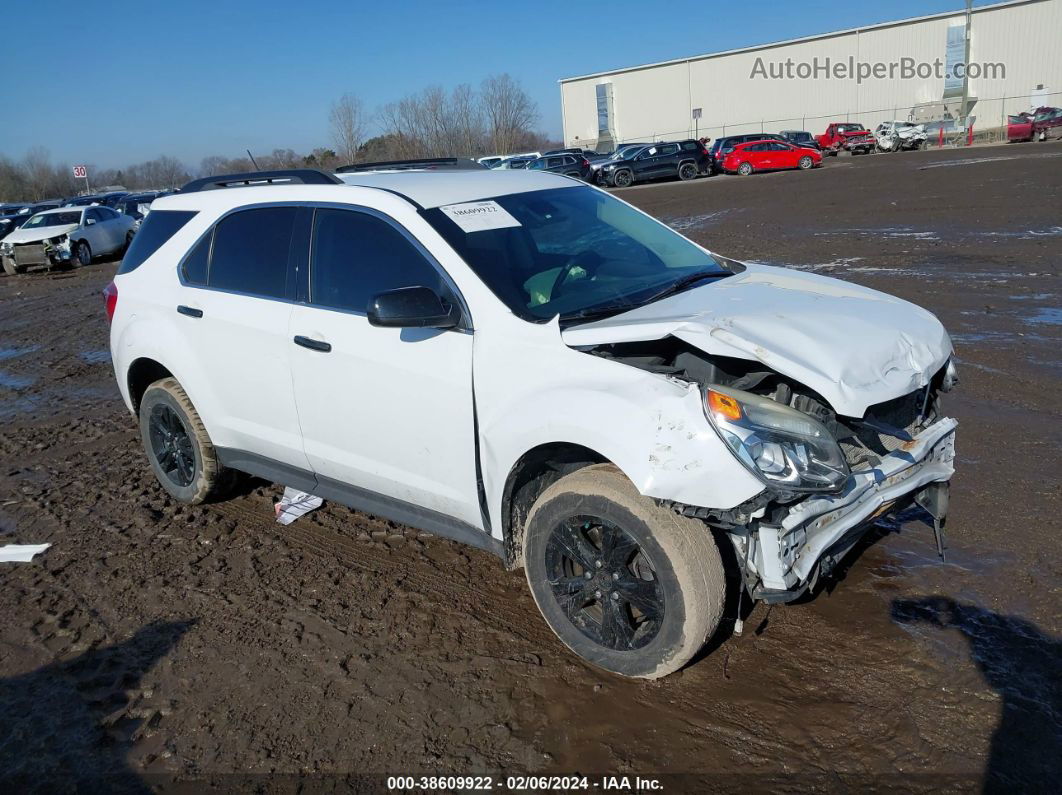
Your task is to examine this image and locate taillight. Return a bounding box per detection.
[103,280,118,322]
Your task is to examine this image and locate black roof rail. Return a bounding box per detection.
[177,169,342,194]
[336,158,486,173]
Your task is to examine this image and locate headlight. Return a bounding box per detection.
[704,385,849,492]
[48,234,69,247]
[941,359,959,392]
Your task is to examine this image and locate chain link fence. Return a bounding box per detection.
[605,91,1062,148]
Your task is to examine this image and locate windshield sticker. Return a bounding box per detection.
[440,200,521,233]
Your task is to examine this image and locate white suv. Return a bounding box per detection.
[107,167,958,678]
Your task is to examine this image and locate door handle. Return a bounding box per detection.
[293,335,332,353]
[177,305,203,318]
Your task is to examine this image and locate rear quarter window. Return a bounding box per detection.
[117,210,197,274]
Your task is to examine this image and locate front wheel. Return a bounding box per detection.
[798,155,814,170]
[678,162,698,181]
[612,169,633,188]
[737,161,753,176]
[74,241,91,267]
[522,465,725,679]
[1,256,20,276]
[139,377,232,504]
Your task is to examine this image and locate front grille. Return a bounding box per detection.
[13,243,49,266]
[840,388,933,470]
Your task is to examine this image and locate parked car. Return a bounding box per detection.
[708,134,783,172]
[526,153,592,180]
[1,205,136,274]
[490,157,535,170]
[1007,106,1062,142]
[874,121,928,152]
[116,192,161,227]
[597,140,710,187]
[478,151,541,168]
[106,167,958,679]
[544,147,598,157]
[778,130,820,150]
[65,194,106,207]
[587,143,654,175]
[816,123,876,155]
[0,201,62,241]
[721,140,822,175]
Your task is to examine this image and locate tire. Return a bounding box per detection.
[1,256,19,276]
[522,464,725,679]
[123,230,135,253]
[737,161,753,176]
[74,241,91,267]
[138,377,230,504]
[798,155,814,170]
[612,169,633,188]
[678,162,698,181]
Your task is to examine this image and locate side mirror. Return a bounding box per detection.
[85,218,96,225]
[367,286,459,329]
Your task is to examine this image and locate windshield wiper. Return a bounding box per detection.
[639,270,731,305]
[560,302,639,325]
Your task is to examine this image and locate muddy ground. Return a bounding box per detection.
[0,141,1059,793]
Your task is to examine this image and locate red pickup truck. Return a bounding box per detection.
[1007,107,1062,142]
[816,122,876,156]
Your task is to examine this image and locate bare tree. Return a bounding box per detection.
[480,74,539,155]
[330,93,369,166]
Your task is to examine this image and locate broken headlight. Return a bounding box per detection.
[704,385,849,492]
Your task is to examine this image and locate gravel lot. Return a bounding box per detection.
[1,141,1059,792]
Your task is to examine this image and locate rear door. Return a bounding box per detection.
[174,205,311,471]
[288,206,482,528]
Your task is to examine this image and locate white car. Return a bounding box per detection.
[875,120,928,152]
[1,205,136,274]
[106,167,958,678]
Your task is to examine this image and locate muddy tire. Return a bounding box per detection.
[139,377,230,504]
[678,162,698,181]
[522,464,725,679]
[74,241,91,267]
[1,256,19,276]
[737,161,753,176]
[612,169,633,188]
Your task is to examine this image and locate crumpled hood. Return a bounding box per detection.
[2,223,78,245]
[561,263,952,417]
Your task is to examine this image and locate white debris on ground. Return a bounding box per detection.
[274,487,324,526]
[0,543,51,563]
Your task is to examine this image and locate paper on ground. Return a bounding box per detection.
[275,487,324,525]
[0,543,51,563]
[438,201,521,233]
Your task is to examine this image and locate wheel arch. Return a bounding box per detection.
[500,441,612,569]
[127,357,174,414]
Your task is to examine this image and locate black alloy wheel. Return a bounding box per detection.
[148,403,196,487]
[544,516,664,651]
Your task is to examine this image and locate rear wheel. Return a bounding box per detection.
[737,161,753,176]
[139,377,231,504]
[798,155,814,170]
[678,162,698,181]
[612,169,633,188]
[522,465,725,679]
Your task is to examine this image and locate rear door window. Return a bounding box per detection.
[309,208,447,313]
[208,207,299,299]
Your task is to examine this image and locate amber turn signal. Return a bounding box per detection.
[706,389,743,421]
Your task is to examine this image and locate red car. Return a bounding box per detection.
[721,140,822,175]
[1007,107,1062,142]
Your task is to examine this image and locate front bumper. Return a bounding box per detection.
[3,241,72,269]
[750,417,958,594]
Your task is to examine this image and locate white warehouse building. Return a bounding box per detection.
[559,0,1062,149]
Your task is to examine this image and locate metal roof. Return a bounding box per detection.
[559,0,1040,83]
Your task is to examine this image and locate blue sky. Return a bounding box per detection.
[1,0,986,168]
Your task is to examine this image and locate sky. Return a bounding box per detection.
[0,0,989,169]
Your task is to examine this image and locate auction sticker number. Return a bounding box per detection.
[387,776,494,790]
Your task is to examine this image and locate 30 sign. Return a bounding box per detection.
[72,165,88,179]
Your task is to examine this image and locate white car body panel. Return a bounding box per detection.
[2,221,80,245]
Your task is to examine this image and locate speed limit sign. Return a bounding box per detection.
[72,165,87,179]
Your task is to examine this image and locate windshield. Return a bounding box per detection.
[22,211,81,229]
[422,186,731,323]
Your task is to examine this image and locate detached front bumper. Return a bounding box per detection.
[750,417,958,596]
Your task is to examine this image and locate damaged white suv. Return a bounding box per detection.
[107,166,958,678]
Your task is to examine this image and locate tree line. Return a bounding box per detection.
[0,73,553,203]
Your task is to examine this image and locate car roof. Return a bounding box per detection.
[155,170,580,214]
[36,206,85,215]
